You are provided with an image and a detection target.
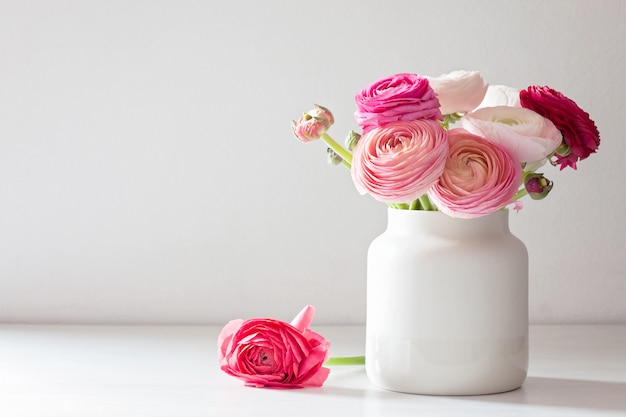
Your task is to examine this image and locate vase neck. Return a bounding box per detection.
[386,209,511,238]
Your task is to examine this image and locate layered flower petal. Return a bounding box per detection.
[428,129,522,218]
[426,70,488,115]
[290,305,315,332]
[475,85,521,109]
[217,306,330,388]
[354,73,442,134]
[520,85,600,170]
[461,106,562,166]
[351,119,448,204]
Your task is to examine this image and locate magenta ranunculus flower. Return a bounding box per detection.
[351,119,448,203]
[428,129,522,219]
[218,305,330,389]
[354,73,442,134]
[519,86,600,170]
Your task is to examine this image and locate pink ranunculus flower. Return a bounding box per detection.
[354,73,442,134]
[520,85,600,170]
[428,129,522,219]
[218,305,330,389]
[461,106,562,166]
[426,70,488,115]
[475,85,521,109]
[351,119,448,203]
[292,104,335,142]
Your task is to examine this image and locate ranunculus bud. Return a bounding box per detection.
[345,130,361,151]
[292,104,335,142]
[524,173,553,200]
[326,148,343,165]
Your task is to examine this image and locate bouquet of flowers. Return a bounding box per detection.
[292,71,600,218]
[217,71,601,391]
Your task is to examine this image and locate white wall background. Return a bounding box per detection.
[0,0,624,325]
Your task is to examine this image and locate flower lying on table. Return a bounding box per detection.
[218,305,331,388]
[292,71,600,218]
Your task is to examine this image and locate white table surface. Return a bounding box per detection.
[0,324,624,416]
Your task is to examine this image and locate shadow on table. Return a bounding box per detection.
[315,370,626,413]
[463,376,626,412]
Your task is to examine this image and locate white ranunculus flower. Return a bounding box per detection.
[461,106,563,166]
[426,70,488,115]
[475,85,521,109]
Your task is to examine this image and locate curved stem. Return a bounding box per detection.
[320,133,352,168]
[513,188,528,200]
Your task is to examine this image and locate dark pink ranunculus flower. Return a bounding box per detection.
[428,129,522,219]
[217,306,330,388]
[351,119,449,204]
[519,86,600,170]
[354,73,442,134]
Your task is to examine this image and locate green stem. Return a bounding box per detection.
[418,194,434,211]
[513,170,535,200]
[324,356,365,366]
[409,199,419,210]
[320,133,352,168]
[513,188,528,200]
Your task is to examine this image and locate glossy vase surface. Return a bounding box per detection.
[365,208,528,395]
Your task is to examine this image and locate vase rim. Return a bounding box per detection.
[385,208,511,235]
[387,207,510,219]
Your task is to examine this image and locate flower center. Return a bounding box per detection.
[494,117,520,126]
[258,349,274,367]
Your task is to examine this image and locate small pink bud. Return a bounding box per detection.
[291,104,335,142]
[524,173,553,200]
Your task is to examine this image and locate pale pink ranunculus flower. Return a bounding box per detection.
[428,129,522,219]
[218,305,330,388]
[351,119,448,203]
[461,106,562,166]
[292,104,335,142]
[474,85,521,109]
[520,85,600,170]
[426,70,488,115]
[354,73,442,134]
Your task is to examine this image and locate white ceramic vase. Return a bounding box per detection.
[365,208,528,395]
